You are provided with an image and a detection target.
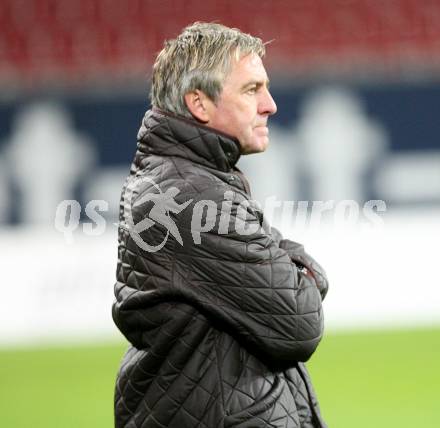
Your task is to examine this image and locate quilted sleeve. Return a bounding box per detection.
[170,187,326,370]
[270,226,329,301]
[278,238,329,300]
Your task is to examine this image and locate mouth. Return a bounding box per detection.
[254,125,269,134]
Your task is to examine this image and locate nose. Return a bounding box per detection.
[259,87,277,116]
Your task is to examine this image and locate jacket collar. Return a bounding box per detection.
[137,108,241,172]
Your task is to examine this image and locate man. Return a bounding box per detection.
[113,22,329,428]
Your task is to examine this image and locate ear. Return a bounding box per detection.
[184,90,212,123]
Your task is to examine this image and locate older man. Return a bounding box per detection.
[113,22,328,428]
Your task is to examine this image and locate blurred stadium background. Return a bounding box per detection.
[0,0,439,426]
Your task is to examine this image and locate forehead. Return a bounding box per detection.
[224,53,269,87]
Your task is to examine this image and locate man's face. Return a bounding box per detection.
[206,53,277,155]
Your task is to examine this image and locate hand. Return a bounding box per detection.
[279,239,329,300]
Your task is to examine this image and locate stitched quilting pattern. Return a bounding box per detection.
[112,110,328,428]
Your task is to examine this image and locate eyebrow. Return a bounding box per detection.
[241,79,271,91]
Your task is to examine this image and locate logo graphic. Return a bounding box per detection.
[122,176,192,252]
[54,175,387,246]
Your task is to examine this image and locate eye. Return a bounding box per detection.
[246,86,257,94]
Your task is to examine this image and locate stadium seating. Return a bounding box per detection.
[1,0,440,87]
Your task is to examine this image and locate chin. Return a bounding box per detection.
[242,145,268,155]
[239,136,269,155]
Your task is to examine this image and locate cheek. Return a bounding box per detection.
[214,98,256,137]
[233,103,257,127]
[219,108,245,134]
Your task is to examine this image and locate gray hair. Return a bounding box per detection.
[150,22,266,118]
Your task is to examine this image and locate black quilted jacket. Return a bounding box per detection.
[112,109,329,428]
